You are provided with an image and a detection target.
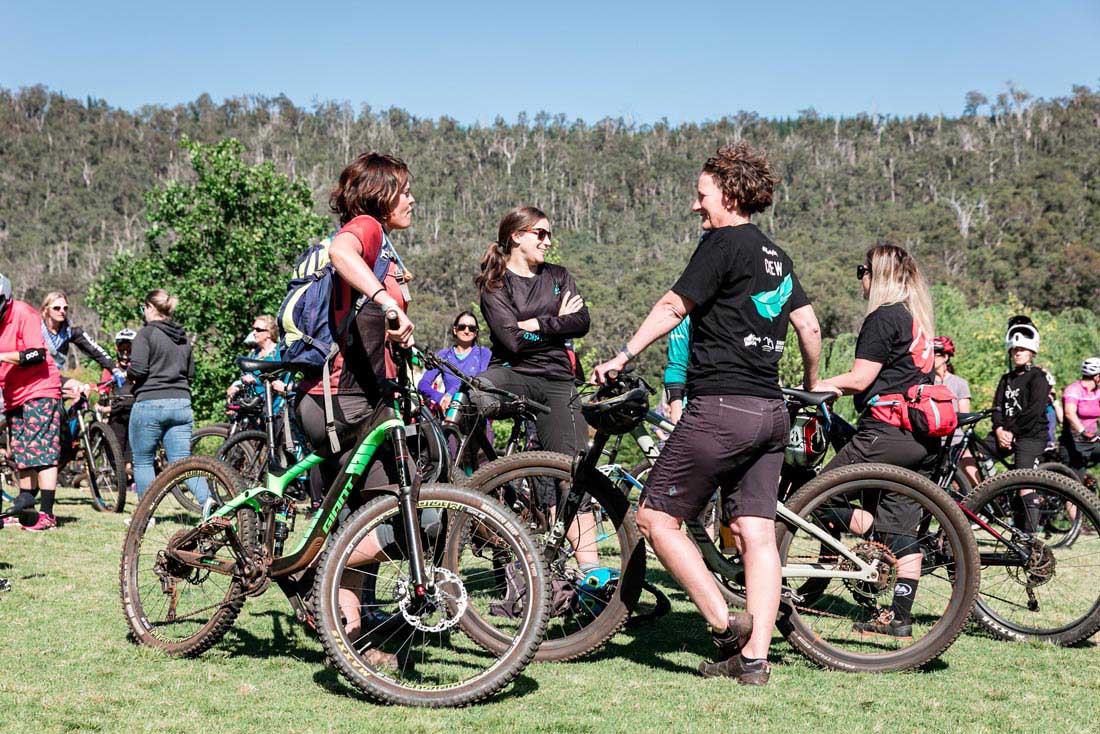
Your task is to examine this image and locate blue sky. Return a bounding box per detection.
[3,1,1098,123]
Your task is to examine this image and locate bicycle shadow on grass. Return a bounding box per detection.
[219,609,327,665]
[311,663,540,704]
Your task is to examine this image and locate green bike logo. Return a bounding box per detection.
[750,274,793,321]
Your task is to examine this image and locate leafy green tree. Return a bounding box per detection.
[88,137,328,416]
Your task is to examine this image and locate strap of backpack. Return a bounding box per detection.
[322,293,370,454]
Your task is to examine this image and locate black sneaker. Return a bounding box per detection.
[699,654,771,685]
[711,611,754,660]
[853,610,913,640]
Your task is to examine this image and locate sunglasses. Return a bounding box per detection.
[522,228,552,242]
[856,264,872,280]
[454,324,479,333]
[251,327,268,333]
[50,305,69,312]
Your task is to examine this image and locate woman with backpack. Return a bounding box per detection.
[476,206,596,568]
[815,244,940,640]
[292,153,416,652]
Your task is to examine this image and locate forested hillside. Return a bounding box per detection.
[1,83,1098,414]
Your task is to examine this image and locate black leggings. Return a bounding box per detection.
[478,367,588,458]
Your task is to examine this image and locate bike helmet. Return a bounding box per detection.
[1083,358,1100,377]
[0,273,11,321]
[114,328,137,343]
[581,379,649,435]
[1005,322,1039,354]
[933,336,955,357]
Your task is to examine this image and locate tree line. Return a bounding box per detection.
[1,82,1097,416]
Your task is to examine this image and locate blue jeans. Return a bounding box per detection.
[129,398,210,505]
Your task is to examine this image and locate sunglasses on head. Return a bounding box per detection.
[522,227,552,242]
[856,264,872,280]
[455,323,479,333]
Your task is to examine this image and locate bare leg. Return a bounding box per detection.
[730,516,780,660]
[550,506,599,568]
[637,504,727,628]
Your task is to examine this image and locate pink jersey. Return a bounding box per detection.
[0,300,62,409]
[1064,380,1100,434]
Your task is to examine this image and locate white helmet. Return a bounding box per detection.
[1083,358,1100,377]
[114,328,137,343]
[1005,323,1039,354]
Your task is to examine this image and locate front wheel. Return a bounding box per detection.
[775,463,980,673]
[460,451,645,662]
[964,469,1100,645]
[86,422,127,513]
[313,484,549,707]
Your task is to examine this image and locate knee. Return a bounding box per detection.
[635,505,679,541]
[731,516,776,551]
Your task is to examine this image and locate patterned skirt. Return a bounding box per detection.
[5,397,62,469]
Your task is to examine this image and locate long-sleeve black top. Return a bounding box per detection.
[42,322,116,372]
[992,364,1049,440]
[479,263,590,381]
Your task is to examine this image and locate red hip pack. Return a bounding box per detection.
[870,384,958,438]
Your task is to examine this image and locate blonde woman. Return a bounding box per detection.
[815,244,939,640]
[128,289,209,512]
[39,291,123,394]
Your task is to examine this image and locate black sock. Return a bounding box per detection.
[13,491,37,513]
[1024,494,1043,533]
[738,653,766,669]
[38,490,56,516]
[891,578,919,623]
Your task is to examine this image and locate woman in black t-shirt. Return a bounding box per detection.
[594,142,824,685]
[816,244,938,640]
[476,206,595,565]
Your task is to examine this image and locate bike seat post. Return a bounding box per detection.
[262,379,281,472]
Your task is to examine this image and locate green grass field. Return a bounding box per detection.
[1,493,1098,734]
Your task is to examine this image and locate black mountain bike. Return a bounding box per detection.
[120,341,550,707]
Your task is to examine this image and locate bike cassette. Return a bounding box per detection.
[1009,540,1056,589]
[394,567,467,633]
[840,541,899,607]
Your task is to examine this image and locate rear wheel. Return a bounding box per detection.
[775,463,980,673]
[964,469,1100,645]
[313,484,549,707]
[460,451,645,662]
[86,422,127,513]
[119,455,259,656]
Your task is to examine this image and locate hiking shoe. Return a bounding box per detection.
[711,611,754,660]
[853,610,912,640]
[22,512,57,532]
[699,654,771,685]
[2,515,22,528]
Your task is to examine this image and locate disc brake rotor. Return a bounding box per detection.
[395,567,467,633]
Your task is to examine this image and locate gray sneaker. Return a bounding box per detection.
[711,611,754,660]
[699,654,771,685]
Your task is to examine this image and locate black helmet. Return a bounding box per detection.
[0,273,11,321]
[581,381,649,435]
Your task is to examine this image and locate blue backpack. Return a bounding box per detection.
[276,231,395,451]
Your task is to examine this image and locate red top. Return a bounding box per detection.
[0,300,62,409]
[305,216,407,396]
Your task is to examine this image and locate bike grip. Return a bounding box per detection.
[385,311,400,330]
[526,399,551,415]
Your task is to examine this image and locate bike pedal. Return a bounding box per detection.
[781,587,805,605]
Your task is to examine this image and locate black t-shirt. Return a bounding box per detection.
[992,365,1049,440]
[671,224,810,399]
[479,264,590,381]
[853,303,934,414]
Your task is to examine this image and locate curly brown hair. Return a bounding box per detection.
[701,141,777,215]
[329,152,410,225]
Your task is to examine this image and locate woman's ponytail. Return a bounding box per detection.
[475,241,509,292]
[475,205,549,293]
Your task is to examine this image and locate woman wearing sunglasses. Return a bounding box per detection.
[814,244,939,640]
[417,311,491,411]
[39,291,123,392]
[476,206,596,568]
[227,314,286,404]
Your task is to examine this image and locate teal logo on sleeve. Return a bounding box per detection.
[750,274,793,321]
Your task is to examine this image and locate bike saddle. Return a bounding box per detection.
[781,387,837,407]
[235,357,317,376]
[955,411,991,427]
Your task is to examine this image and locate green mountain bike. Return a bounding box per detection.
[119,342,550,707]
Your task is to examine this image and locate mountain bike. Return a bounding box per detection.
[468,376,976,673]
[55,382,128,512]
[778,393,1100,646]
[120,342,550,707]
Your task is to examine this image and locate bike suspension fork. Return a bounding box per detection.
[389,426,430,595]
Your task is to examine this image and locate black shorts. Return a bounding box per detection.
[1062,433,1100,479]
[825,419,939,542]
[986,433,1045,471]
[641,395,788,521]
